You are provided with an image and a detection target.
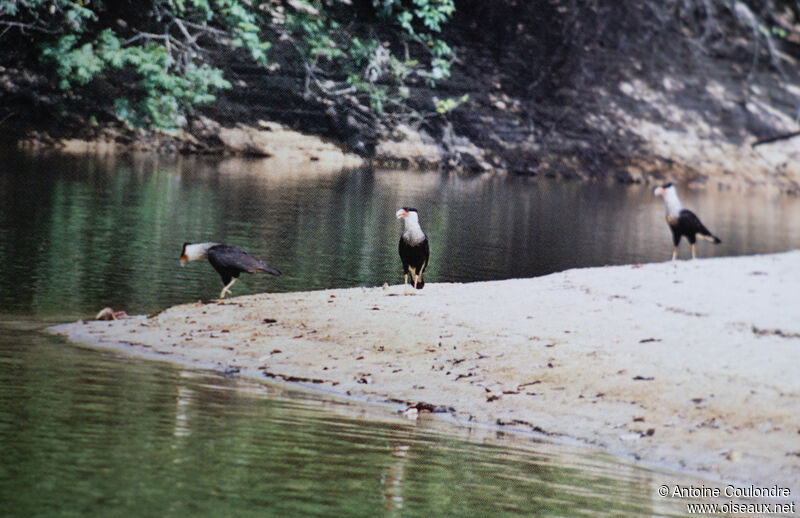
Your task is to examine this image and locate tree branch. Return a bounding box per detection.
[0,20,59,34]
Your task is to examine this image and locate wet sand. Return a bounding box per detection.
[50,251,800,489]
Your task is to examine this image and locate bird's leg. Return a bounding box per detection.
[403,273,409,295]
[691,244,696,259]
[219,278,237,299]
[672,246,678,261]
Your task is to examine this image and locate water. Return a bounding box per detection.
[3,147,800,318]
[1,147,797,516]
[0,329,684,517]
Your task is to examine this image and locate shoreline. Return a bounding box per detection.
[50,251,800,489]
[13,142,800,195]
[9,128,800,192]
[9,119,800,194]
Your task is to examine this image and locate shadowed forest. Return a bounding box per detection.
[3,1,800,183]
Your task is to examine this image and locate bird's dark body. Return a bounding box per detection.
[206,244,280,285]
[398,237,429,289]
[668,210,721,246]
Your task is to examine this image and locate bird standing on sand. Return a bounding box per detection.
[179,243,281,299]
[654,183,721,261]
[396,207,430,290]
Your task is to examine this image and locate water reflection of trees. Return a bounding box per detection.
[0,330,685,515]
[3,150,800,318]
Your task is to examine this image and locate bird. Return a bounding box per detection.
[396,207,429,290]
[654,183,721,261]
[179,242,281,299]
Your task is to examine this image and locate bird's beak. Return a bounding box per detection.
[179,255,188,267]
[396,209,407,219]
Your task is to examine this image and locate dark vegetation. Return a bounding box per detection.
[3,1,800,178]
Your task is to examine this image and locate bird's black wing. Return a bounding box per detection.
[208,245,281,277]
[679,210,716,238]
[399,236,429,272]
[399,237,411,271]
[420,237,430,272]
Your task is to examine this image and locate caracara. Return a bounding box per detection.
[654,183,721,261]
[179,242,281,299]
[396,207,429,290]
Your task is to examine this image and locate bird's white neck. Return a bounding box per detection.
[661,187,683,219]
[402,213,426,245]
[183,242,219,262]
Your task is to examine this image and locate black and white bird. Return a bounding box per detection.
[179,242,281,299]
[396,207,429,290]
[654,183,721,261]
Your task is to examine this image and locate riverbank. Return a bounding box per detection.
[50,251,800,489]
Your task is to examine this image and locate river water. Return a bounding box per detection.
[2,147,798,516]
[1,327,686,517]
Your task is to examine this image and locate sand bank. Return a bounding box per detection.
[51,252,800,488]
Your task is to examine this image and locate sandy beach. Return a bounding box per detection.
[51,251,800,489]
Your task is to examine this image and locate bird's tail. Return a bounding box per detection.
[257,266,282,276]
[699,233,721,244]
[414,273,425,289]
[697,222,721,244]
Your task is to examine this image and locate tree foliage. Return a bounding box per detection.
[0,0,458,130]
[276,0,457,128]
[4,0,795,134]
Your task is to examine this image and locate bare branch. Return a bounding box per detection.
[0,20,59,34]
[123,32,170,45]
[0,111,15,126]
[180,20,229,37]
[173,18,199,46]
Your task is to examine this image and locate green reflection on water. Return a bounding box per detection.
[0,329,681,518]
[4,147,800,320]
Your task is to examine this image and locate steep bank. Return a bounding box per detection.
[4,1,800,189]
[51,252,800,488]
